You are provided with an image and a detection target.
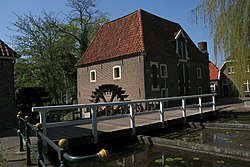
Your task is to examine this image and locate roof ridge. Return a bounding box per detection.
[138,9,145,51]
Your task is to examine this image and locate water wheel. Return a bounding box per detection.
[90,84,129,115]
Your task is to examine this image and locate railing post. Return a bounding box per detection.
[17,115,24,152]
[182,98,186,123]
[159,101,165,128]
[39,111,47,136]
[25,116,31,166]
[199,97,203,119]
[212,95,216,111]
[129,104,136,135]
[91,106,98,143]
[36,126,44,167]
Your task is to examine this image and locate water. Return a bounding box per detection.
[68,144,249,167]
[62,115,250,167]
[160,128,250,151]
[216,117,250,124]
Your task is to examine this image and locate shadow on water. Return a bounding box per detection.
[67,143,250,167]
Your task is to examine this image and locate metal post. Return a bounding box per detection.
[212,95,216,111]
[18,118,24,152]
[37,130,44,167]
[91,106,98,143]
[25,120,31,166]
[182,98,186,123]
[199,97,203,119]
[129,104,136,135]
[159,101,165,128]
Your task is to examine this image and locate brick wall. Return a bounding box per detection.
[77,52,210,104]
[0,59,17,129]
[144,53,210,99]
[77,54,145,103]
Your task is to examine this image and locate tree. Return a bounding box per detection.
[193,0,250,93]
[13,0,109,104]
[55,0,109,55]
[13,11,77,104]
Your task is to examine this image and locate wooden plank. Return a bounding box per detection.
[46,107,215,143]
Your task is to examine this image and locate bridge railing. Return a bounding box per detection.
[16,113,109,167]
[32,93,216,143]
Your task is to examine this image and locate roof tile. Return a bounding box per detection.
[209,61,219,80]
[0,40,20,58]
[76,9,206,66]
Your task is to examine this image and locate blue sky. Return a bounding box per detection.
[0,0,218,65]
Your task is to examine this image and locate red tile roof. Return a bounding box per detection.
[0,40,20,58]
[76,9,206,67]
[209,61,219,80]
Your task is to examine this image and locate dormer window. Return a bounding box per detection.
[175,29,188,60]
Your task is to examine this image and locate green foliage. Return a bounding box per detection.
[12,0,109,104]
[217,160,225,164]
[0,153,6,164]
[192,157,200,161]
[193,0,250,90]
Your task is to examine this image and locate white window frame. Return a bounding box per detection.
[160,64,168,78]
[161,88,168,98]
[175,29,189,60]
[197,68,202,79]
[210,83,216,93]
[228,65,235,74]
[198,86,203,94]
[113,65,121,80]
[243,80,250,92]
[246,65,250,73]
[90,70,96,82]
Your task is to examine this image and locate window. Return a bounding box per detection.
[246,65,250,73]
[210,83,216,92]
[175,30,188,60]
[113,66,121,80]
[228,66,235,74]
[243,80,250,92]
[160,64,168,78]
[161,88,168,98]
[197,68,202,79]
[150,62,159,91]
[90,70,96,82]
[198,87,203,94]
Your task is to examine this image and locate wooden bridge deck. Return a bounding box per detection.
[46,106,215,146]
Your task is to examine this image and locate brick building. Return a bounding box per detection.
[76,9,210,104]
[219,60,250,97]
[209,61,221,96]
[0,40,20,128]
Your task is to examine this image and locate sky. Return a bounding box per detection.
[0,0,218,65]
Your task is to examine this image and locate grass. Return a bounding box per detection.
[0,153,6,165]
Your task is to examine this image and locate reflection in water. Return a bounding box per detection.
[69,144,249,167]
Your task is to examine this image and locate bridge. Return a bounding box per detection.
[17,93,216,166]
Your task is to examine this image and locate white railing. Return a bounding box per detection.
[32,93,216,143]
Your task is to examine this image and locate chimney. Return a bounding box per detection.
[198,42,209,60]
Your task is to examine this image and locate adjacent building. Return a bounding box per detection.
[209,61,221,96]
[220,60,250,97]
[0,40,20,128]
[76,9,210,104]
